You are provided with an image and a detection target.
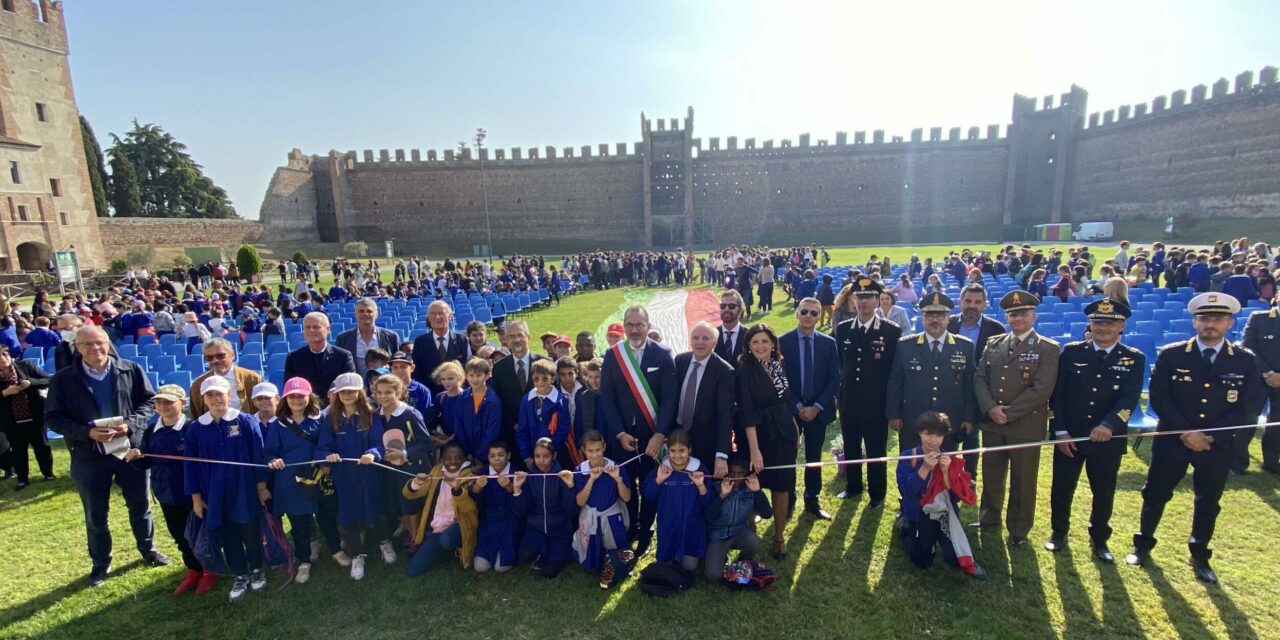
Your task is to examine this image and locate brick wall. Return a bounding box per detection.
[98,218,264,260]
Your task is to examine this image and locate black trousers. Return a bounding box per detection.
[840,405,888,501]
[1231,396,1280,469]
[159,501,202,571]
[902,517,958,569]
[219,519,263,576]
[758,283,774,312]
[619,444,657,544]
[1135,435,1231,560]
[1049,448,1121,544]
[800,417,828,501]
[316,493,342,553]
[3,420,53,482]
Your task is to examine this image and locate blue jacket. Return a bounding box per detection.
[779,328,840,427]
[513,463,576,537]
[600,339,678,440]
[1222,274,1259,306]
[315,410,385,526]
[45,357,155,460]
[704,484,771,541]
[184,409,266,528]
[262,415,322,516]
[446,386,502,462]
[516,387,572,461]
[137,414,191,505]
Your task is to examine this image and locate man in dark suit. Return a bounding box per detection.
[1046,299,1144,562]
[834,277,901,508]
[1238,295,1280,475]
[411,300,467,396]
[715,289,748,367]
[887,292,978,453]
[1127,293,1265,583]
[490,319,547,455]
[283,312,356,405]
[335,297,402,375]
[601,304,677,555]
[948,283,1005,475]
[674,321,734,479]
[45,325,168,586]
[53,313,118,372]
[781,297,841,520]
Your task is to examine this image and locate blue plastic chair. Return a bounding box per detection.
[164,344,187,359]
[136,335,157,346]
[1160,332,1191,347]
[1126,333,1157,364]
[242,342,264,356]
[239,354,263,372]
[147,371,160,389]
[1136,321,1163,341]
[117,344,139,358]
[181,354,205,373]
[161,370,193,389]
[158,333,177,346]
[150,356,177,374]
[266,342,289,355]
[267,353,288,372]
[140,344,165,359]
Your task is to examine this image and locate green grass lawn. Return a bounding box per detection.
[4,266,1278,639]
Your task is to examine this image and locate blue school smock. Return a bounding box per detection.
[471,463,520,565]
[513,463,577,564]
[137,414,190,506]
[572,458,630,572]
[642,457,713,563]
[516,387,572,462]
[261,415,322,516]
[446,387,501,462]
[315,410,385,527]
[183,409,266,529]
[406,380,434,424]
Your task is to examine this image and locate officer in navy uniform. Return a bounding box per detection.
[1045,298,1144,562]
[1238,293,1280,475]
[1126,292,1266,583]
[834,277,901,508]
[886,291,978,453]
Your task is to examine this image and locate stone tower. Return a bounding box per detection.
[641,107,694,248]
[0,0,103,271]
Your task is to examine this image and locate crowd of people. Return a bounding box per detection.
[3,237,1279,604]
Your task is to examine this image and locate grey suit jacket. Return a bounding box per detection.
[335,327,402,370]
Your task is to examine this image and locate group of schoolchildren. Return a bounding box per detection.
[125,349,774,602]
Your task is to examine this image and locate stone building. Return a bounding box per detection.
[263,68,1280,254]
[0,0,103,272]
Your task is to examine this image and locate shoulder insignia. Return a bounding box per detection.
[1117,409,1131,422]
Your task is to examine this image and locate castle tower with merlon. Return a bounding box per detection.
[0,0,104,271]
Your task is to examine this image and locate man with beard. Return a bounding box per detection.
[715,290,748,367]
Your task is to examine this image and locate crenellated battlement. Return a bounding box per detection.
[696,122,1008,160]
[1082,66,1280,132]
[344,140,645,169]
[0,0,68,53]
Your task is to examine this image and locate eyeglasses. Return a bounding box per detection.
[797,309,819,317]
[204,353,230,361]
[719,303,739,310]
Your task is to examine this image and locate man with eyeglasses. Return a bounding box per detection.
[188,337,262,417]
[886,292,978,454]
[780,297,840,520]
[715,290,748,367]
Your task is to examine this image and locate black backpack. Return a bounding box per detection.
[638,562,695,597]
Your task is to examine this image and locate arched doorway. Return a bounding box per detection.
[15,242,51,271]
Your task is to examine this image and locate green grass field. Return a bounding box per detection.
[3,244,1278,639]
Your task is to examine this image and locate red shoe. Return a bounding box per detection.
[173,569,201,595]
[194,571,219,596]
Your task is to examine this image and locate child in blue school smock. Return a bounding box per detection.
[183,376,269,602]
[263,377,325,585]
[446,358,501,465]
[512,437,577,578]
[316,372,389,581]
[468,440,520,573]
[125,384,215,596]
[571,430,632,579]
[371,374,432,553]
[642,428,713,573]
[430,360,465,442]
[515,359,572,470]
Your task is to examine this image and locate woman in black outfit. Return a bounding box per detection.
[736,323,798,560]
[0,345,52,489]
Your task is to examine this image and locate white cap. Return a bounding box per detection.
[330,372,364,394]
[199,375,232,396]
[1188,292,1241,316]
[251,382,279,400]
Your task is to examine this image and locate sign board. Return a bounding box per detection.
[384,240,395,258]
[55,250,80,295]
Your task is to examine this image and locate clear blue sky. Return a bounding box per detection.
[66,1,1280,219]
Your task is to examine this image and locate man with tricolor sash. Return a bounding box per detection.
[600,305,678,557]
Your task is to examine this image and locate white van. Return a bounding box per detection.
[1073,222,1114,241]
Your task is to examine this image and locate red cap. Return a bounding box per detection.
[553,335,571,347]
[606,322,624,336]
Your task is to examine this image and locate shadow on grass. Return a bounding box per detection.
[1144,563,1217,639]
[1051,547,1102,637]
[0,559,143,630]
[0,479,73,511]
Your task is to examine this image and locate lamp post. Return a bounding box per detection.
[473,128,493,266]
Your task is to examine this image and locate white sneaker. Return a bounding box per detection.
[332,550,352,567]
[310,541,321,563]
[350,555,366,581]
[229,575,249,602]
[295,563,311,584]
[379,539,397,564]
[249,569,267,591]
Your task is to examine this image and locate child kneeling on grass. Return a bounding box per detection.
[513,437,577,577]
[469,440,520,573]
[643,429,712,573]
[404,442,478,576]
[571,430,632,585]
[702,458,771,581]
[896,411,985,580]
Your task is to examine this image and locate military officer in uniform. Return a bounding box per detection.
[972,290,1059,547]
[886,292,977,453]
[1045,298,1144,562]
[1126,293,1265,583]
[1239,293,1280,475]
[835,277,901,508]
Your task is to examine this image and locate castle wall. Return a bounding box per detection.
[258,149,318,242]
[98,217,263,261]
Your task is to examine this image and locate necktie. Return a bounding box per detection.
[536,396,544,418]
[1011,337,1021,349]
[802,336,815,401]
[1203,347,1216,367]
[1097,347,1107,362]
[437,336,448,363]
[680,361,700,428]
[724,329,733,353]
[932,340,942,363]
[517,359,527,388]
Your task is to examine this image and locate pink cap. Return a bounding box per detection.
[281,377,313,397]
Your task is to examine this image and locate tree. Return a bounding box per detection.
[236,245,263,281]
[107,153,142,217]
[291,251,308,266]
[125,245,155,268]
[80,116,109,217]
[172,253,192,269]
[343,241,369,258]
[107,120,238,219]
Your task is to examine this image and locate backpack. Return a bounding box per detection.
[722,560,778,591]
[638,562,695,597]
